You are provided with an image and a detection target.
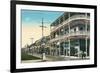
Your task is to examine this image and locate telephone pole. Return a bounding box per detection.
[40,18,47,60]
[40,18,47,37]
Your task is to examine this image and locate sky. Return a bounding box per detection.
[21,9,63,47]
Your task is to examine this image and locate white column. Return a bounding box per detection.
[50,49,51,56]
[68,21,70,58]
[56,48,57,56]
[59,42,60,56]
[51,45,52,56]
[68,12,71,57]
[68,39,70,56]
[65,40,67,56]
[62,26,64,56]
[50,44,51,55]
[78,40,80,57]
[59,26,61,56]
[56,42,58,56]
[85,13,88,57]
[85,37,87,57]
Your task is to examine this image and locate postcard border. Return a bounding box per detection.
[10,0,97,72]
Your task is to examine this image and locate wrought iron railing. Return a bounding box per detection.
[51,15,90,32]
[49,31,90,43]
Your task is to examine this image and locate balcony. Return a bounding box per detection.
[51,15,90,32]
[49,31,90,43]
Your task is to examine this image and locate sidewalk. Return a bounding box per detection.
[26,53,90,62]
[28,53,71,61]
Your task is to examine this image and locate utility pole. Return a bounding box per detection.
[40,18,47,60]
[40,18,47,37]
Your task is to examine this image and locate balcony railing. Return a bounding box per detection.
[49,31,90,43]
[51,15,90,32]
[69,15,90,21]
[69,31,90,36]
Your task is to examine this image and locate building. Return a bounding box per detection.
[49,12,90,58]
[26,12,90,59]
[28,36,51,55]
